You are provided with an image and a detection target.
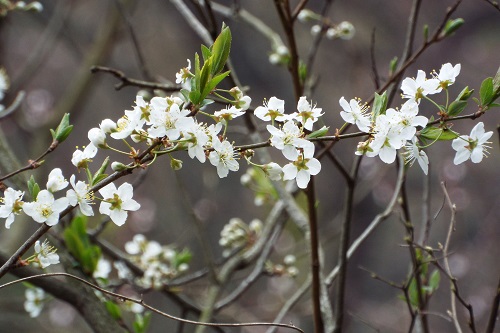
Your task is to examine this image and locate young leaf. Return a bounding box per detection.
[105,301,122,320]
[51,113,73,143]
[27,175,40,201]
[210,26,232,75]
[420,126,459,141]
[428,269,440,293]
[201,71,230,98]
[479,77,494,106]
[372,91,388,119]
[307,126,329,139]
[201,44,212,61]
[447,100,467,117]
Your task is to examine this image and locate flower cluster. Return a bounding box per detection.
[342,63,493,173]
[265,254,299,278]
[24,287,46,318]
[0,167,140,229]
[122,234,191,289]
[219,218,263,257]
[253,96,323,189]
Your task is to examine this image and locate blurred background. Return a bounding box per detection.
[0,0,499,332]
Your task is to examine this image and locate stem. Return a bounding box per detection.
[307,177,324,333]
[333,155,362,332]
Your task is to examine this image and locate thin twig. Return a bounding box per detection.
[307,176,324,333]
[325,154,406,286]
[0,141,162,278]
[400,160,430,333]
[333,155,362,333]
[370,29,381,90]
[485,275,500,333]
[90,66,181,91]
[481,0,500,12]
[440,182,469,333]
[113,0,153,80]
[0,273,305,333]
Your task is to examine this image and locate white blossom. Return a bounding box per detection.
[208,139,239,178]
[22,190,69,226]
[295,96,323,131]
[71,143,98,169]
[401,70,439,103]
[0,187,24,229]
[404,137,429,175]
[66,175,94,216]
[267,120,314,161]
[98,182,140,226]
[34,240,59,268]
[46,168,68,193]
[254,97,289,122]
[339,97,371,133]
[24,288,45,318]
[452,122,493,165]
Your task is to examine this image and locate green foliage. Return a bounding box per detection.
[91,157,110,186]
[447,100,467,117]
[50,113,73,143]
[105,301,122,320]
[372,91,388,120]
[389,57,398,76]
[63,215,102,274]
[442,18,464,37]
[307,126,329,139]
[420,126,459,141]
[133,312,152,333]
[188,25,232,108]
[27,175,40,201]
[480,77,494,106]
[173,248,192,269]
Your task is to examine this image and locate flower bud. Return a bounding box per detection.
[111,161,128,172]
[170,158,183,170]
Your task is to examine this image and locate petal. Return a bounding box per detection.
[470,147,484,163]
[122,199,141,211]
[296,170,311,189]
[282,164,298,180]
[306,158,322,175]
[453,149,470,165]
[110,209,127,226]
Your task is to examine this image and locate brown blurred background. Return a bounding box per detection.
[0,0,499,332]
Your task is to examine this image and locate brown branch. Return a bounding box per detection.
[481,0,500,12]
[307,177,324,333]
[0,272,305,333]
[90,66,182,91]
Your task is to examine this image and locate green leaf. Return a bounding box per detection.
[180,89,190,102]
[194,53,201,91]
[493,66,500,98]
[408,278,419,308]
[428,269,440,293]
[51,113,73,142]
[456,86,473,101]
[27,175,40,200]
[133,312,151,333]
[63,229,85,265]
[389,57,398,76]
[447,100,467,117]
[174,248,192,268]
[210,25,232,75]
[299,60,307,84]
[442,18,464,37]
[189,90,202,105]
[92,157,110,186]
[105,301,122,320]
[372,91,388,119]
[201,70,230,98]
[488,103,500,108]
[307,126,329,139]
[201,44,212,61]
[199,58,212,94]
[479,77,494,106]
[420,126,459,141]
[423,24,429,41]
